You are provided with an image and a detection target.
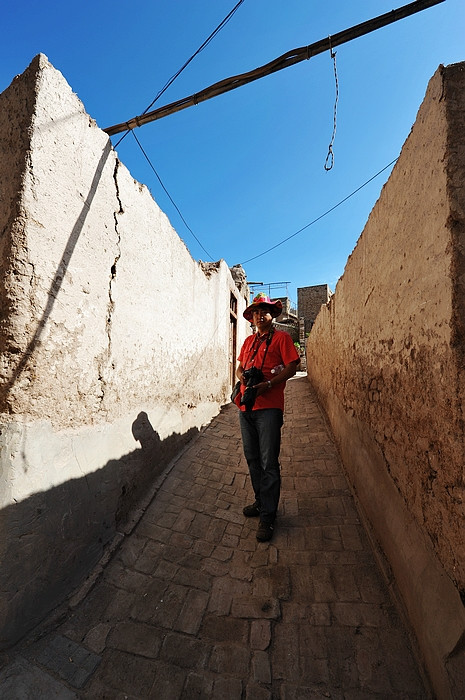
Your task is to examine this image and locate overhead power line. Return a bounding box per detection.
[114,0,246,147]
[104,0,445,136]
[131,130,215,261]
[239,158,399,266]
[141,0,245,116]
[113,1,245,260]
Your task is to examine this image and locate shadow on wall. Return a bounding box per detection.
[0,411,198,650]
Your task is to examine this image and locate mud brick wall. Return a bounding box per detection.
[0,55,249,647]
[306,63,465,699]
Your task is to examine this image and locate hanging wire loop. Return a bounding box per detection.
[324,37,339,171]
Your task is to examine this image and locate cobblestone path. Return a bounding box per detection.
[0,374,429,698]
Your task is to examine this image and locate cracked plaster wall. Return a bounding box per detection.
[306,63,465,698]
[0,54,249,646]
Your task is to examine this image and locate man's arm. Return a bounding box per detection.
[272,359,300,384]
[253,359,300,396]
[236,362,248,385]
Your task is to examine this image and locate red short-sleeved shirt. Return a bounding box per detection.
[237,329,300,411]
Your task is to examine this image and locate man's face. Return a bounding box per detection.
[252,305,273,331]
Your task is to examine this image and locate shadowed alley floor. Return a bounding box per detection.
[0,374,430,698]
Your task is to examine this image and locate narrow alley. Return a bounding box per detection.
[0,374,429,698]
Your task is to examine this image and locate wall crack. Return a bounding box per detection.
[98,157,123,407]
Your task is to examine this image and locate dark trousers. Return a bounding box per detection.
[239,408,284,524]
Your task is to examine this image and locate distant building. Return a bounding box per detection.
[274,296,297,324]
[297,284,332,335]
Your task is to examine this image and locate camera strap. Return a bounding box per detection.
[245,328,275,371]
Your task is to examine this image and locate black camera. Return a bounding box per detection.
[240,366,264,411]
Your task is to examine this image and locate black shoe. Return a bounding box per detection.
[243,502,260,517]
[256,521,274,542]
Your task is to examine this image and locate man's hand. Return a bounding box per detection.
[253,381,271,397]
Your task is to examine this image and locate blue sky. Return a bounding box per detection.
[1,1,464,306]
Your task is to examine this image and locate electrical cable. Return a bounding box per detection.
[324,39,339,171]
[142,0,245,116]
[131,130,215,261]
[239,158,398,266]
[113,0,246,148]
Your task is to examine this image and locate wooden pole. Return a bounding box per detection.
[104,0,445,136]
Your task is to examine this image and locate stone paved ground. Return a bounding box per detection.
[0,374,430,698]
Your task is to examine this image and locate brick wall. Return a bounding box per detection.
[306,63,465,698]
[273,322,299,343]
[297,284,332,333]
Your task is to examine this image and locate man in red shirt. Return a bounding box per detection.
[235,293,300,541]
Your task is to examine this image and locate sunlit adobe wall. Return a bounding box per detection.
[0,54,248,647]
[306,63,465,698]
